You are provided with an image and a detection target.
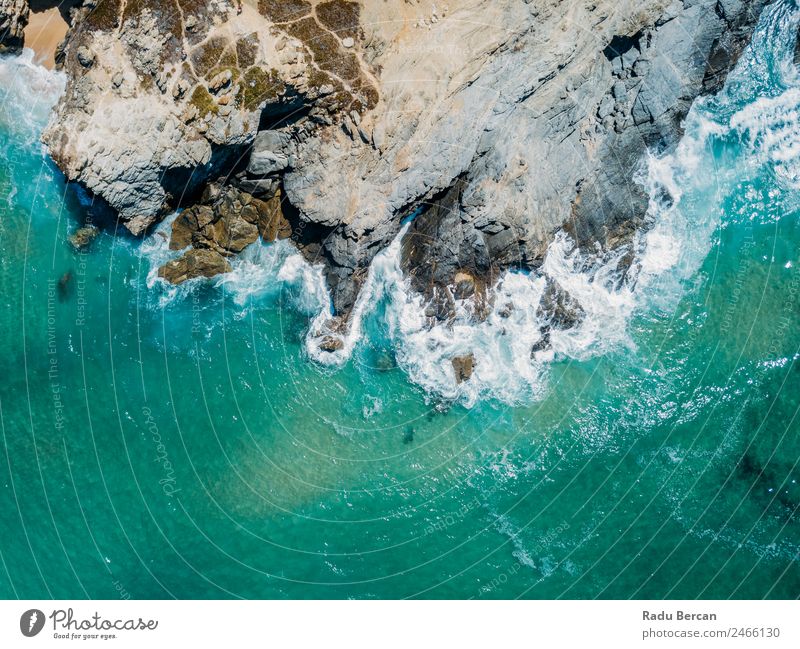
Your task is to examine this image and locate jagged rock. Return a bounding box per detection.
[42,0,347,231]
[158,248,232,284]
[597,94,615,119]
[530,330,551,355]
[319,336,344,352]
[208,69,232,94]
[170,188,254,254]
[795,30,800,65]
[172,79,188,99]
[452,354,475,384]
[452,271,477,300]
[537,279,584,330]
[168,184,290,272]
[253,189,292,242]
[0,0,28,52]
[68,224,99,250]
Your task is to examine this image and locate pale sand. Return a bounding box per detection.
[23,8,68,70]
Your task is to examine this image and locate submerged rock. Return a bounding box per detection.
[68,224,99,251]
[57,269,72,301]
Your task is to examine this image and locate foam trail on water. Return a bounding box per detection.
[729,87,800,189]
[140,218,334,318]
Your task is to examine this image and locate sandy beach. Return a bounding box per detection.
[23,7,68,70]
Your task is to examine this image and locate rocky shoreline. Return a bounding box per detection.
[6,0,771,366]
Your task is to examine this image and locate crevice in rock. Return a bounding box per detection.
[257,88,310,130]
[603,30,643,61]
[161,141,251,215]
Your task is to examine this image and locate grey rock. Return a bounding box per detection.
[357,125,371,144]
[76,45,95,68]
[247,130,292,176]
[42,0,770,331]
[632,58,650,77]
[0,0,28,52]
[597,94,614,119]
[621,44,639,70]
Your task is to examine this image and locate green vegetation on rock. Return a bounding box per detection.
[239,66,284,111]
[315,0,361,40]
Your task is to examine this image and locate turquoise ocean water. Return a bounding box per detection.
[0,1,799,599]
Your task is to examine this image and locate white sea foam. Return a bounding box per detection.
[140,215,335,316]
[0,50,65,139]
[303,27,800,405]
[730,86,800,189]
[139,212,194,307]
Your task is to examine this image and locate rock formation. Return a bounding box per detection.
[42,0,770,349]
[160,181,291,281]
[0,0,29,52]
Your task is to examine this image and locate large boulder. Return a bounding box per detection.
[169,184,291,256]
[452,354,475,384]
[157,248,232,284]
[247,130,292,177]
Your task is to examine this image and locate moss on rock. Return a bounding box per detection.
[258,0,311,23]
[315,0,361,40]
[191,35,230,76]
[239,66,284,111]
[189,84,218,116]
[84,0,122,31]
[235,33,259,69]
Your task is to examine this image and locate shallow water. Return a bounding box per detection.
[0,3,799,598]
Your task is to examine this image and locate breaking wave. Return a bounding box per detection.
[0,49,65,143]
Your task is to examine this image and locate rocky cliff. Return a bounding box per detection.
[0,0,28,51]
[41,0,768,353]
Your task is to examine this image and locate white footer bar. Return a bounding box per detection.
[1,600,796,648]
